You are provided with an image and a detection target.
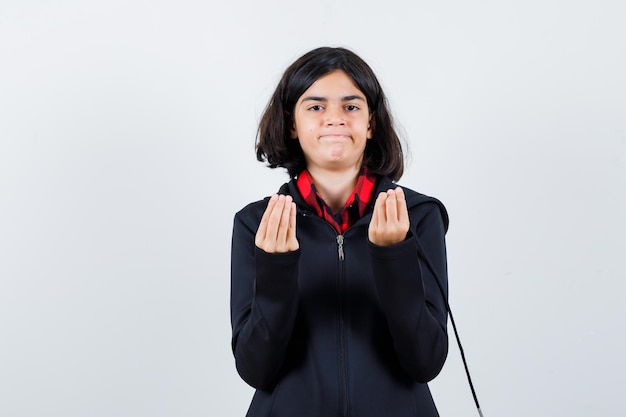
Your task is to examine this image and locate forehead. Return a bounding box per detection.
[298,70,364,99]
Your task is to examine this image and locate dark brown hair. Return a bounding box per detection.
[256,47,404,180]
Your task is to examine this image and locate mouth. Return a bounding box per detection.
[319,134,351,141]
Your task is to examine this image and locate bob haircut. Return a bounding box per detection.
[256,47,404,181]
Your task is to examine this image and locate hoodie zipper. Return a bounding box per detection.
[300,213,352,416]
[336,233,349,417]
[336,235,345,261]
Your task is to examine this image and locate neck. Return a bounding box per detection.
[307,166,360,214]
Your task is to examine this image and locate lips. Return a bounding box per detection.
[319,134,351,141]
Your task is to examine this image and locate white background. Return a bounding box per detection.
[1,1,625,416]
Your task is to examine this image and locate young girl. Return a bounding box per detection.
[231,47,449,417]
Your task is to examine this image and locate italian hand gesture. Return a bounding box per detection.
[255,194,299,253]
[368,188,410,246]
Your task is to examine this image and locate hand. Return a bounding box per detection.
[255,194,299,253]
[368,187,410,246]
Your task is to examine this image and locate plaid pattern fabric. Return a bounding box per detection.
[296,168,377,234]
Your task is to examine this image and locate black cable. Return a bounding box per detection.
[414,238,484,417]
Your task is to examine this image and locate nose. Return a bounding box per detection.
[324,105,345,126]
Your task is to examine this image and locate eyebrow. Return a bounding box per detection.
[301,95,366,103]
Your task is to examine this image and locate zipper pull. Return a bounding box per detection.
[337,235,345,261]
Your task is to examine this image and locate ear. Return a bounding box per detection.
[290,119,298,139]
[367,114,375,139]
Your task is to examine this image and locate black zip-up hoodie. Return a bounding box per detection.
[231,177,449,417]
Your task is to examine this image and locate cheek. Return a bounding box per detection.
[298,121,315,135]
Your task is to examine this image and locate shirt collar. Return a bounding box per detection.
[295,167,377,234]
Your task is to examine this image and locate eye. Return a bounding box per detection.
[345,104,359,111]
[308,105,324,111]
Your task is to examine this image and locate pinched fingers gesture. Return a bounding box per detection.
[255,194,299,253]
[368,187,410,246]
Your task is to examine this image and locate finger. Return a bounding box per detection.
[288,201,297,237]
[373,191,387,225]
[385,189,398,223]
[287,201,299,250]
[275,195,292,248]
[267,195,287,241]
[395,187,409,223]
[369,192,386,242]
[256,194,278,244]
[258,194,285,252]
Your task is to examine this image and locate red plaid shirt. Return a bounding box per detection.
[296,168,377,234]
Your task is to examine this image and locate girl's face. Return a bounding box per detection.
[290,70,373,176]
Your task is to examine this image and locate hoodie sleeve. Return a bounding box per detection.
[230,205,300,390]
[368,201,449,383]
